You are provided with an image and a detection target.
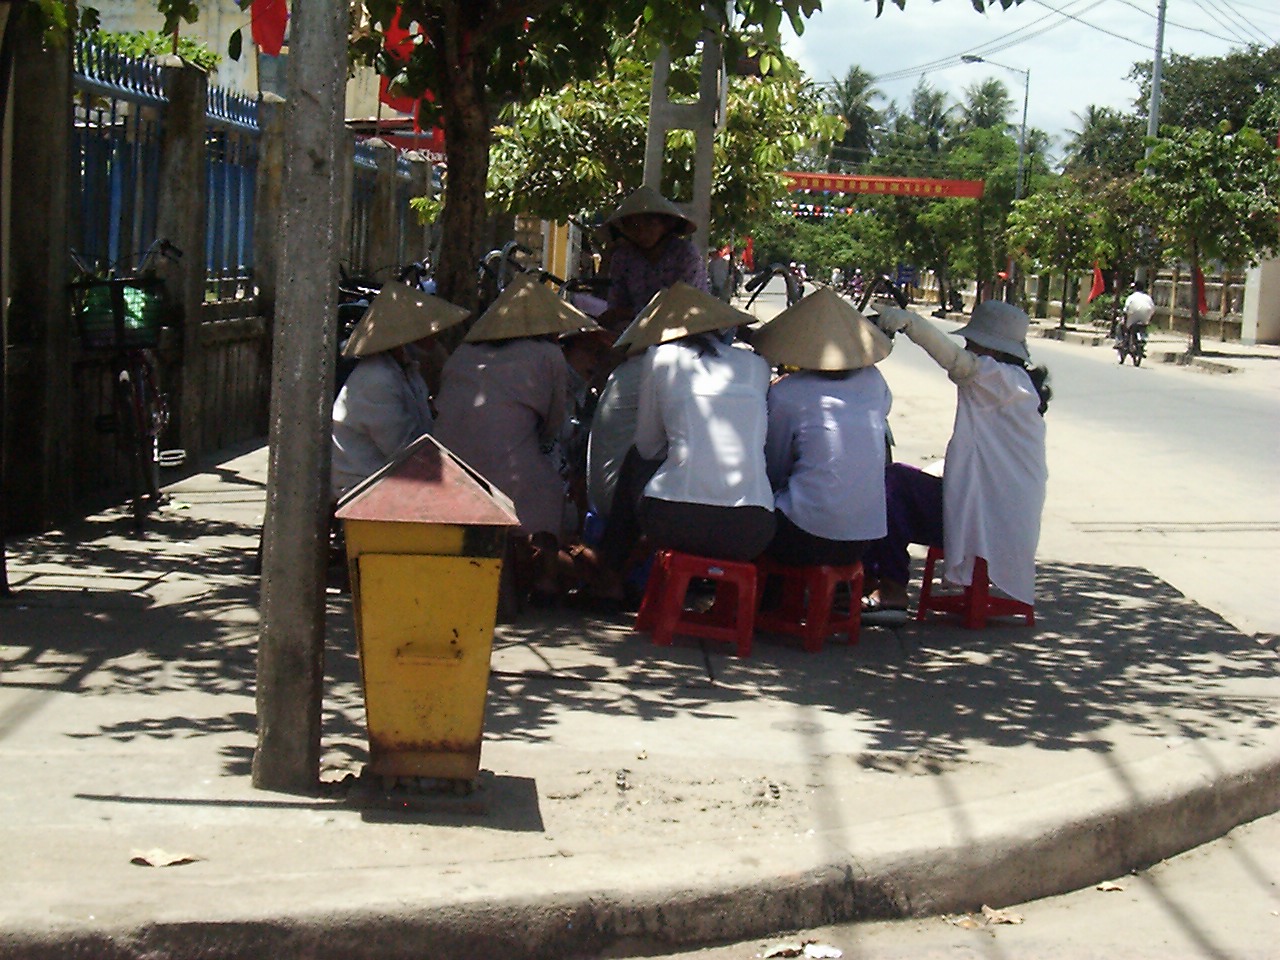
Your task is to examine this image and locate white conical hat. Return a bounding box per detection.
[464,273,602,343]
[613,282,755,356]
[604,185,696,235]
[951,300,1031,362]
[750,287,892,371]
[342,283,470,358]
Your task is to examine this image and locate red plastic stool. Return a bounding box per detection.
[634,549,757,657]
[755,558,863,652]
[915,546,1034,629]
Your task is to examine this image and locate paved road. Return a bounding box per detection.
[628,808,1280,960]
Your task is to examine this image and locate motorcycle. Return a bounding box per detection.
[1115,322,1147,367]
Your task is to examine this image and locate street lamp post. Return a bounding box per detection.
[962,54,1029,304]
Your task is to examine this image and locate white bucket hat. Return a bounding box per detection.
[613,282,754,356]
[951,300,1031,363]
[751,288,892,371]
[342,283,470,358]
[464,273,602,343]
[604,185,696,236]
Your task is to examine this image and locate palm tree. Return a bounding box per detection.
[958,77,1013,132]
[1063,105,1145,176]
[825,65,885,167]
[908,79,955,154]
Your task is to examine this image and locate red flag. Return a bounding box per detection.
[1087,262,1105,303]
[742,236,755,272]
[1194,266,1208,315]
[251,0,288,57]
[379,8,419,113]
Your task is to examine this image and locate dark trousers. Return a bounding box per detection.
[766,509,869,568]
[599,446,776,568]
[861,462,944,585]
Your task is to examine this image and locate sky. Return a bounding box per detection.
[781,0,1280,165]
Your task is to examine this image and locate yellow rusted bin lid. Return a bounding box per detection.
[335,434,519,783]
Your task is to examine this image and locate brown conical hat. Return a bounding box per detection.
[342,283,471,358]
[604,185,696,235]
[613,282,754,356]
[464,273,602,343]
[751,287,892,371]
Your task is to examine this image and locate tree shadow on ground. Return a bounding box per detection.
[482,559,1280,764]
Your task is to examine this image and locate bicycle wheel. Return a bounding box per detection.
[116,356,165,530]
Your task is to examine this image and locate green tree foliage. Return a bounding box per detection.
[750,208,895,282]
[957,77,1012,132]
[1132,122,1280,353]
[92,29,221,71]
[823,65,885,169]
[488,50,840,251]
[1132,45,1280,133]
[1006,176,1101,324]
[1063,105,1145,178]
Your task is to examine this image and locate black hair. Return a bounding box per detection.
[986,348,1052,415]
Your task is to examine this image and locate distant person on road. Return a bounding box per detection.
[861,300,1051,623]
[597,185,708,334]
[330,286,469,501]
[1123,282,1157,330]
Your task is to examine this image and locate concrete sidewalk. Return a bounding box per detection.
[3,437,1278,960]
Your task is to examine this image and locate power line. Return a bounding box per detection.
[868,0,1101,83]
[1194,0,1274,46]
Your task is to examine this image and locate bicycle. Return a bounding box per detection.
[69,239,185,532]
[743,262,807,311]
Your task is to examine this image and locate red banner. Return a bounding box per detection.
[251,0,288,57]
[782,172,985,199]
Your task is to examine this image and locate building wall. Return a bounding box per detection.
[97,0,260,95]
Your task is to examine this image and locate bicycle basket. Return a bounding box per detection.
[71,278,169,350]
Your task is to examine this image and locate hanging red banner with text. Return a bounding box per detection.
[782,172,985,199]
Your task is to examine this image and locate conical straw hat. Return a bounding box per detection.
[342,283,471,358]
[464,273,602,343]
[613,282,754,356]
[751,287,892,371]
[604,185,696,235]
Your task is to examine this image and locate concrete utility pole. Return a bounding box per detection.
[1137,0,1167,286]
[252,1,346,793]
[643,36,726,255]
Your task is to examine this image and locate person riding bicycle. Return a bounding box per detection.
[1122,282,1156,333]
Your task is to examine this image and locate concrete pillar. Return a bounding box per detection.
[253,0,347,793]
[642,37,725,255]
[1241,259,1280,345]
[154,58,209,461]
[4,14,72,528]
[366,137,399,280]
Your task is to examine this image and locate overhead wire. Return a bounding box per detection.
[1192,0,1274,46]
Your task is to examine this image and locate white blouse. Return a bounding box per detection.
[765,368,892,541]
[634,338,774,511]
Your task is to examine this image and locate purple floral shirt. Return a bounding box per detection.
[607,235,709,319]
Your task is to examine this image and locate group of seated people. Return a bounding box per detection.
[331,185,1052,625]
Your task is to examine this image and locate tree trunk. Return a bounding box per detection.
[431,28,491,322]
[1059,272,1069,328]
[1189,239,1203,356]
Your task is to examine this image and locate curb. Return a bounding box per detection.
[1030,326,1242,374]
[2,751,1276,960]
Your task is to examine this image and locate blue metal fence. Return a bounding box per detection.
[73,40,260,299]
[72,40,166,276]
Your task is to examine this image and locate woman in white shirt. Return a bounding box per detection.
[864,300,1051,620]
[593,284,774,594]
[751,288,894,567]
